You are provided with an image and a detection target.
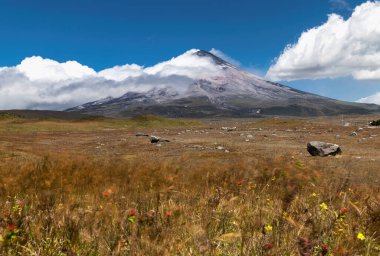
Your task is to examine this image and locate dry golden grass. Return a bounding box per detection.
[0,115,379,255]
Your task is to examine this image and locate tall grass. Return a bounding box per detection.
[0,151,378,255]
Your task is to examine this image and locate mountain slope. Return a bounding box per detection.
[67,50,380,117]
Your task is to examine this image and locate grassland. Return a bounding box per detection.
[0,115,379,255]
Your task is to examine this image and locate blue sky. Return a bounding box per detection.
[0,0,379,107]
[0,0,355,69]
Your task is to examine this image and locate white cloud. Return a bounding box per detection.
[17,56,96,82]
[144,49,222,78]
[210,48,241,67]
[266,1,380,82]
[329,0,352,11]
[0,49,225,110]
[357,92,380,104]
[98,64,144,81]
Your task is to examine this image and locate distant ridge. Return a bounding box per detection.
[0,110,95,120]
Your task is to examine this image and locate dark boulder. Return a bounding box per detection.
[150,136,170,143]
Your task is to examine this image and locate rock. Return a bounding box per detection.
[222,127,237,132]
[370,119,380,126]
[247,135,253,138]
[351,132,358,136]
[357,128,364,132]
[216,146,225,150]
[150,136,160,143]
[307,141,342,157]
[150,136,171,143]
[136,132,149,137]
[191,145,204,149]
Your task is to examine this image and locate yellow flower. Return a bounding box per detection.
[320,203,328,211]
[310,192,318,197]
[264,225,273,231]
[357,232,366,241]
[0,234,3,243]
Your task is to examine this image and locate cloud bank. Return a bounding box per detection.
[357,92,380,105]
[266,1,380,82]
[0,49,223,110]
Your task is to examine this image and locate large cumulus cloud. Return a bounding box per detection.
[0,49,222,110]
[266,1,380,82]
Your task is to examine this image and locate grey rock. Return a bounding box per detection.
[307,141,342,157]
[136,132,149,137]
[221,127,237,132]
[150,136,170,143]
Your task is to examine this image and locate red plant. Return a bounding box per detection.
[321,245,328,256]
[263,242,273,250]
[237,180,244,186]
[165,211,172,217]
[341,207,348,213]
[8,224,16,231]
[129,210,136,216]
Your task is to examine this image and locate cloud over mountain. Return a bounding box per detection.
[266,1,380,82]
[357,92,380,105]
[0,49,222,110]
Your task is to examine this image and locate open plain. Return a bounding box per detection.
[0,114,379,255]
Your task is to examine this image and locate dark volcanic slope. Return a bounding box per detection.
[67,50,380,117]
[0,110,95,120]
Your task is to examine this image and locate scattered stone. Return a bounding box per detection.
[247,135,253,138]
[335,135,341,139]
[307,141,342,157]
[221,127,237,132]
[216,146,225,150]
[150,136,170,143]
[357,128,364,132]
[351,132,358,136]
[136,132,149,137]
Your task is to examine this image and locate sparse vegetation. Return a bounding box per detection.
[0,116,379,255]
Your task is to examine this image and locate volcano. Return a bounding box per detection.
[67,50,380,117]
